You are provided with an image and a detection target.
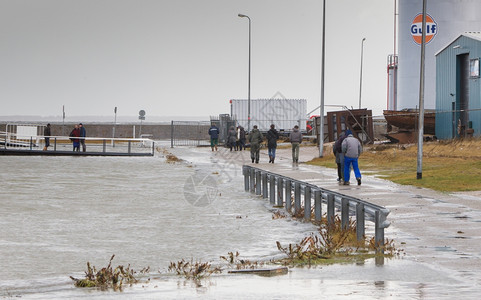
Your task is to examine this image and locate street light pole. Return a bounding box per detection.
[319,0,326,157]
[238,13,251,132]
[359,37,366,109]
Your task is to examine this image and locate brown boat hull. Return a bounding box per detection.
[383,110,435,135]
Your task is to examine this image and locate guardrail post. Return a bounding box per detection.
[294,182,301,215]
[103,140,106,153]
[356,203,365,241]
[255,170,262,195]
[375,210,385,253]
[152,141,155,155]
[327,194,335,226]
[314,190,322,222]
[285,179,292,213]
[341,198,349,230]
[30,137,33,150]
[276,178,284,207]
[250,168,255,193]
[262,172,268,199]
[269,175,276,204]
[304,186,311,221]
[54,138,57,151]
[243,166,249,191]
[128,141,131,154]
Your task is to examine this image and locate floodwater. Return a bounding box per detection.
[0,145,476,299]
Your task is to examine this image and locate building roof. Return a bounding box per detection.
[435,32,481,56]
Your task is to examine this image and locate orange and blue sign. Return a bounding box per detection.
[411,13,437,45]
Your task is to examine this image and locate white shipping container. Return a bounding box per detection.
[230,99,307,132]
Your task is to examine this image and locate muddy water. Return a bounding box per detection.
[0,146,475,299]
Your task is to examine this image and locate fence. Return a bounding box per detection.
[243,165,390,249]
[0,132,155,156]
[170,121,211,147]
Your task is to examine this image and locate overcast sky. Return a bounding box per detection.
[0,0,395,121]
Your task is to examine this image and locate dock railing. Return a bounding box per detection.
[0,132,155,156]
[243,165,390,248]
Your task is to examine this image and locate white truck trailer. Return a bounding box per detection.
[230,99,307,132]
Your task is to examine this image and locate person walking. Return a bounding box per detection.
[289,125,302,163]
[227,126,237,151]
[333,132,347,182]
[238,126,246,151]
[43,123,51,151]
[266,124,279,163]
[341,129,362,185]
[69,124,81,152]
[248,125,263,163]
[208,123,220,151]
[79,123,86,152]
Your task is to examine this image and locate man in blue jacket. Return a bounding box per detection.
[79,123,86,152]
[208,123,220,151]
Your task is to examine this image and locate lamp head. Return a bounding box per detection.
[238,13,247,18]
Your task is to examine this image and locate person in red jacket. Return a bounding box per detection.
[69,124,81,152]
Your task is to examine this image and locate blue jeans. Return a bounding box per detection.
[268,146,276,158]
[344,156,361,182]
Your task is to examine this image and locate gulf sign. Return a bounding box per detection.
[411,13,437,45]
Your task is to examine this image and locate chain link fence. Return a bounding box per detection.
[170,121,212,147]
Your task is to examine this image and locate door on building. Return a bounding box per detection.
[456,53,469,137]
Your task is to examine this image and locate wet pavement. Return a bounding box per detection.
[185,144,481,289]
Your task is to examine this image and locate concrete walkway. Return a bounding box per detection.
[190,144,481,287]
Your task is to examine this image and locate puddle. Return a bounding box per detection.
[433,246,457,252]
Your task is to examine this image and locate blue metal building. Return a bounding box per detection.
[435,33,481,139]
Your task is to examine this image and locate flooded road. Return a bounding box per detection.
[0,145,478,299]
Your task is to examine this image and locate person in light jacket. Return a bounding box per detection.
[341,129,362,185]
[289,125,302,163]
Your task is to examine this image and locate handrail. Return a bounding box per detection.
[0,133,155,156]
[243,165,390,249]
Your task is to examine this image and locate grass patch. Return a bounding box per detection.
[308,138,481,192]
[70,255,149,291]
[275,215,397,266]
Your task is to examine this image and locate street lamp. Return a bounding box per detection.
[359,37,366,109]
[238,13,251,132]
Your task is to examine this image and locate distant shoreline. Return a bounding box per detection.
[0,115,210,123]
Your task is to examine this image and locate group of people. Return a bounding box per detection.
[209,124,247,152]
[208,123,303,164]
[69,123,86,152]
[208,123,363,185]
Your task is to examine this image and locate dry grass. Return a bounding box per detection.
[308,138,481,192]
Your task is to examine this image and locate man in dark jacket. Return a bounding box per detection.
[266,124,279,163]
[333,132,346,182]
[208,123,220,151]
[43,123,51,151]
[248,125,263,163]
[289,125,302,163]
[79,123,86,152]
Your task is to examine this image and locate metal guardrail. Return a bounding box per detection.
[0,133,155,156]
[243,165,390,247]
